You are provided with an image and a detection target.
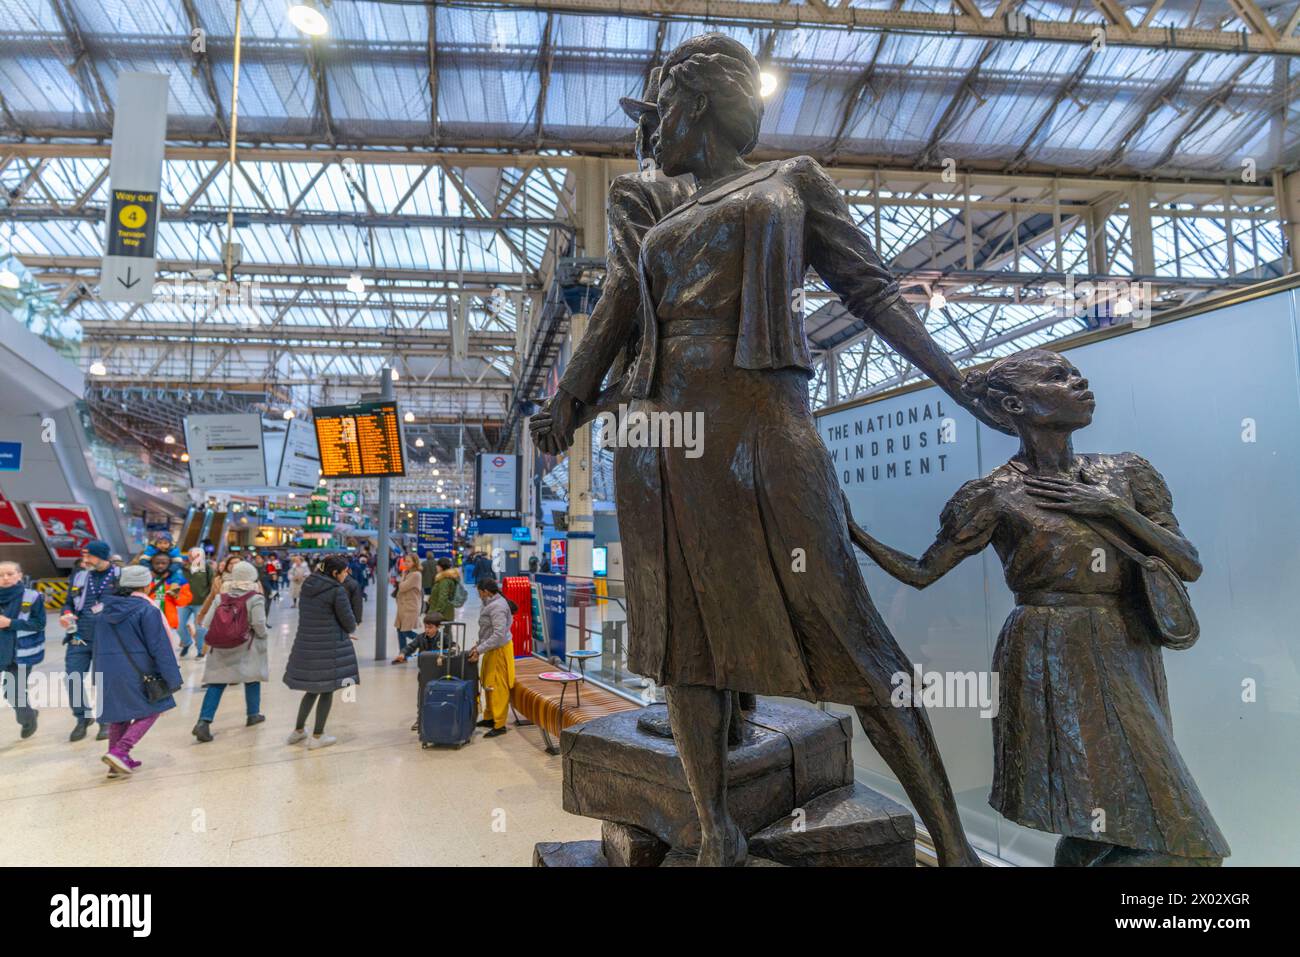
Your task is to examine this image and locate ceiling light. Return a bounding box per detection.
[428,456,435,464]
[390,368,400,381]
[415,437,425,448]
[759,71,779,98]
[160,486,170,493]
[164,434,176,445]
[0,269,19,290]
[432,469,439,476]
[180,453,190,463]
[88,360,108,376]
[283,409,295,420]
[929,291,947,310]
[403,411,415,423]
[288,3,329,36]
[346,271,366,295]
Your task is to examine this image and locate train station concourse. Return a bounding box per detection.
[0,0,1293,934]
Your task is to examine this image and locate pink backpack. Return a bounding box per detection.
[205,591,255,649]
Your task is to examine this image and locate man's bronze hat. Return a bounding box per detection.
[619,67,662,121]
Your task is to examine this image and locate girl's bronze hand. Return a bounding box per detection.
[1024,475,1120,518]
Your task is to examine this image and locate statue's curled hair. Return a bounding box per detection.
[661,34,763,156]
[961,348,1058,432]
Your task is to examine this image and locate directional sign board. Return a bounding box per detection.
[275,417,322,490]
[100,73,169,303]
[184,414,268,488]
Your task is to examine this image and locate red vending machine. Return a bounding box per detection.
[501,575,533,658]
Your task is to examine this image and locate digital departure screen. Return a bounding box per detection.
[311,400,407,478]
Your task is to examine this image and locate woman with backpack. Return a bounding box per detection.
[283,555,359,750]
[191,561,269,743]
[427,558,464,622]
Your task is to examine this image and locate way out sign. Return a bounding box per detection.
[100,73,169,303]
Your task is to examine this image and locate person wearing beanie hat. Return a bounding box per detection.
[191,560,269,743]
[94,563,182,777]
[139,532,182,567]
[59,541,120,742]
[144,551,192,637]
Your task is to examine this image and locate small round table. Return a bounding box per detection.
[538,670,585,712]
[565,649,602,690]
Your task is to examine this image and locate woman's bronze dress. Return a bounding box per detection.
[619,155,920,705]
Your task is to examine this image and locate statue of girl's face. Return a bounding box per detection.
[651,72,708,177]
[999,352,1096,433]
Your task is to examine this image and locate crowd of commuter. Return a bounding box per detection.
[0,534,519,776]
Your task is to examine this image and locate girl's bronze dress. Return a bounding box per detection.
[618,156,922,706]
[941,453,1229,858]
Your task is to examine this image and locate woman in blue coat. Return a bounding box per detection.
[94,564,182,777]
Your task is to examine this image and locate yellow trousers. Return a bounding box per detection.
[479,645,516,730]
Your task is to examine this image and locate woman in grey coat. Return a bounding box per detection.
[283,555,358,750]
[192,561,269,742]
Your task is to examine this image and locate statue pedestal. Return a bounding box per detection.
[535,701,916,866]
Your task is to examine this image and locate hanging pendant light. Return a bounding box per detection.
[288,2,330,36]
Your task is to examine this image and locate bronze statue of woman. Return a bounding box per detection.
[536,33,1006,866]
[848,349,1230,866]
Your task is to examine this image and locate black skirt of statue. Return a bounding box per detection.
[619,156,914,704]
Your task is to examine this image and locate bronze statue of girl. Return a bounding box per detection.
[849,349,1230,866]
[537,33,1015,866]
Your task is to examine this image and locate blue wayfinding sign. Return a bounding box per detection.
[534,573,568,658]
[416,508,455,561]
[0,442,21,472]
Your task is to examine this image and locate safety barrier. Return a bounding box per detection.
[33,578,68,612]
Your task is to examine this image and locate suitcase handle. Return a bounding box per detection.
[437,622,469,679]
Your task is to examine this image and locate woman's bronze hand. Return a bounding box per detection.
[529,390,583,455]
[1024,475,1121,518]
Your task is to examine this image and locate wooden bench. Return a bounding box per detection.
[511,656,641,754]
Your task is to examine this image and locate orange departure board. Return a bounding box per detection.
[311,400,407,478]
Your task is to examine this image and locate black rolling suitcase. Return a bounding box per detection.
[416,623,477,747]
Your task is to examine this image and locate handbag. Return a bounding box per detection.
[1084,519,1200,650]
[110,605,183,704]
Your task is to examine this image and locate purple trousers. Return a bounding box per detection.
[107,713,159,758]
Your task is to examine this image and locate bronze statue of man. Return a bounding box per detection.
[535,68,693,442]
[536,33,1005,866]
